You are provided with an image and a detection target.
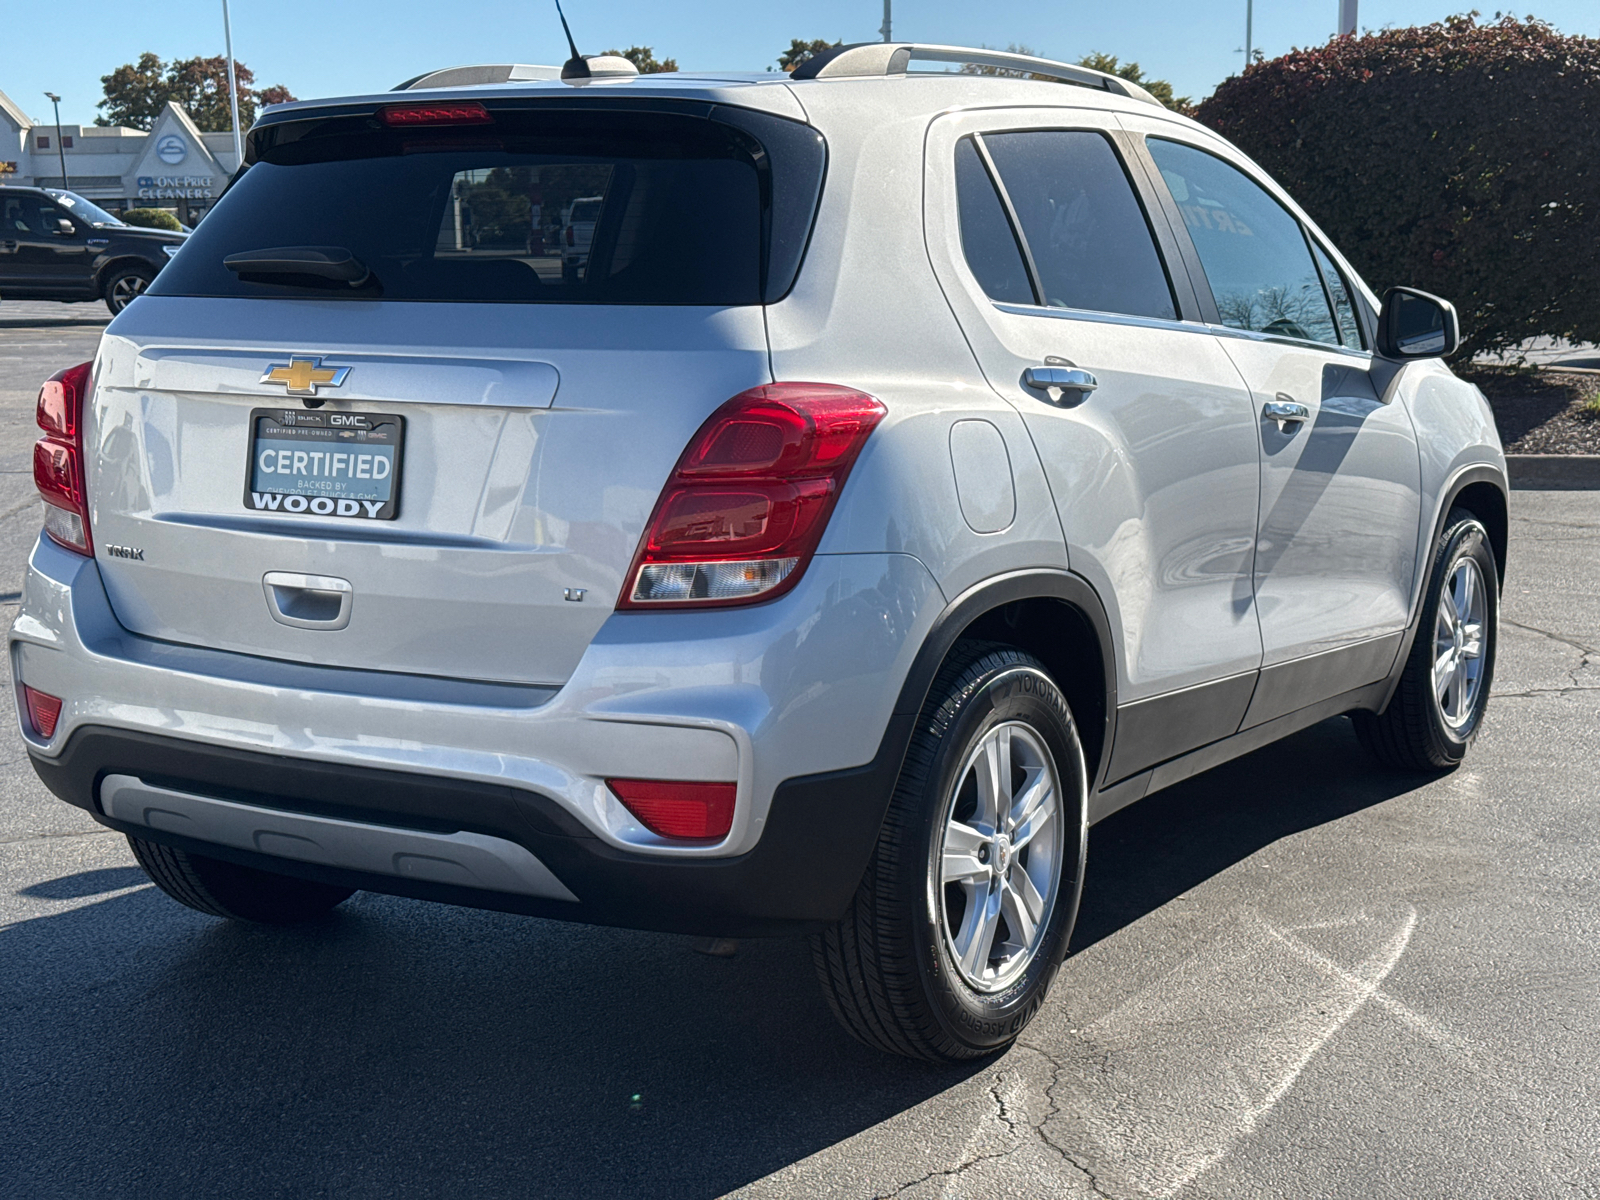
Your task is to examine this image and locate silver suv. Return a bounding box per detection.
[11,45,1507,1061]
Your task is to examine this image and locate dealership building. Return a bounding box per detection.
[0,88,241,223]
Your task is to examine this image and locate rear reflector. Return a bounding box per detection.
[607,779,736,841]
[380,102,493,127]
[22,685,62,740]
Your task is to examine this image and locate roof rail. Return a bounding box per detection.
[393,64,563,91]
[788,43,1162,106]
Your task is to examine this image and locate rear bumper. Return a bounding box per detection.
[33,723,909,935]
[10,534,944,931]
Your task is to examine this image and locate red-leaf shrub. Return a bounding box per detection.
[1196,15,1600,358]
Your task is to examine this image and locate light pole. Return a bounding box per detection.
[1339,0,1358,36]
[43,92,68,191]
[880,0,892,43]
[221,0,244,169]
[1245,0,1254,65]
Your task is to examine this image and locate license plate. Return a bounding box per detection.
[244,408,405,520]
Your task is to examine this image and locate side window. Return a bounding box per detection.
[953,138,1033,305]
[1146,139,1339,347]
[982,130,1176,321]
[1310,241,1364,349]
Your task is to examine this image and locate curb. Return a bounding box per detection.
[1506,454,1600,490]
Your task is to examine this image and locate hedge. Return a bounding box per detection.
[1196,16,1600,359]
[122,207,182,231]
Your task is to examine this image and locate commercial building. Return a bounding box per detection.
[0,88,240,223]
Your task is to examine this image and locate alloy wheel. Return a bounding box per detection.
[1433,556,1487,730]
[109,274,148,313]
[937,720,1063,992]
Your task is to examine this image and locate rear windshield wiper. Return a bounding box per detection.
[223,246,379,291]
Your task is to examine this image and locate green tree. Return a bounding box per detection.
[1076,52,1191,112]
[97,53,297,131]
[95,53,168,130]
[604,46,677,73]
[778,39,840,73]
[959,45,1189,112]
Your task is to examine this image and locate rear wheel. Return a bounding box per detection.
[103,264,154,315]
[1354,508,1498,771]
[128,835,355,924]
[811,643,1088,1060]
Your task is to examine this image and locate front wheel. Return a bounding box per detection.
[103,264,155,315]
[811,643,1088,1060]
[1354,508,1499,771]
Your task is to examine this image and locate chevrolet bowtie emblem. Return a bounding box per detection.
[260,357,350,397]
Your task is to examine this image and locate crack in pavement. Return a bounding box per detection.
[1022,1040,1120,1200]
[871,1072,1031,1199]
[1500,617,1598,694]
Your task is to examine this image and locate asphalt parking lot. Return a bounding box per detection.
[1,299,1597,1199]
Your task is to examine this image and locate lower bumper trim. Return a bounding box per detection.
[100,774,578,902]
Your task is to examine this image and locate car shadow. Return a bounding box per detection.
[1073,714,1423,951]
[1,716,1422,1198]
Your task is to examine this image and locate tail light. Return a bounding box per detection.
[22,685,62,740]
[34,362,93,556]
[608,779,736,841]
[619,383,886,610]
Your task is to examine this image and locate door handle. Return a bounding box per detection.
[262,572,354,630]
[1023,366,1098,404]
[1262,398,1311,432]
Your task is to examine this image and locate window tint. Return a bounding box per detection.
[151,109,821,306]
[954,138,1033,304]
[1311,241,1363,348]
[1147,139,1338,346]
[2,195,32,233]
[982,130,1175,321]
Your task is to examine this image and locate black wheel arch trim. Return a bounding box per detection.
[889,568,1119,790]
[1377,463,1508,712]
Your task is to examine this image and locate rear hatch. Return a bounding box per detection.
[87,99,824,685]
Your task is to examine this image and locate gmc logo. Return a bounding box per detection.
[330,415,370,428]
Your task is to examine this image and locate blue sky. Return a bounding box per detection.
[5,1,1598,128]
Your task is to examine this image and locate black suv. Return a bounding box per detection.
[0,186,187,315]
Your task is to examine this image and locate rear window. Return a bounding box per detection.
[152,106,825,306]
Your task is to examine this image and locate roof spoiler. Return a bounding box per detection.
[394,58,638,91]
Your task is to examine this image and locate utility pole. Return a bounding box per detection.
[880,0,892,43]
[222,0,244,169]
[43,92,68,190]
[1339,0,1358,36]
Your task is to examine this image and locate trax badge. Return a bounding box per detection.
[260,357,350,397]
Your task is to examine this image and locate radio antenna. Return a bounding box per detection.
[554,0,589,78]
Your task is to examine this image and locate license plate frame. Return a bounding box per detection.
[243,407,406,520]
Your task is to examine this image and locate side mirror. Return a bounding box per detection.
[1377,287,1460,359]
[53,218,76,237]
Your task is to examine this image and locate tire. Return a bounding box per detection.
[127,835,355,924]
[103,264,155,315]
[1354,508,1499,771]
[811,642,1088,1061]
